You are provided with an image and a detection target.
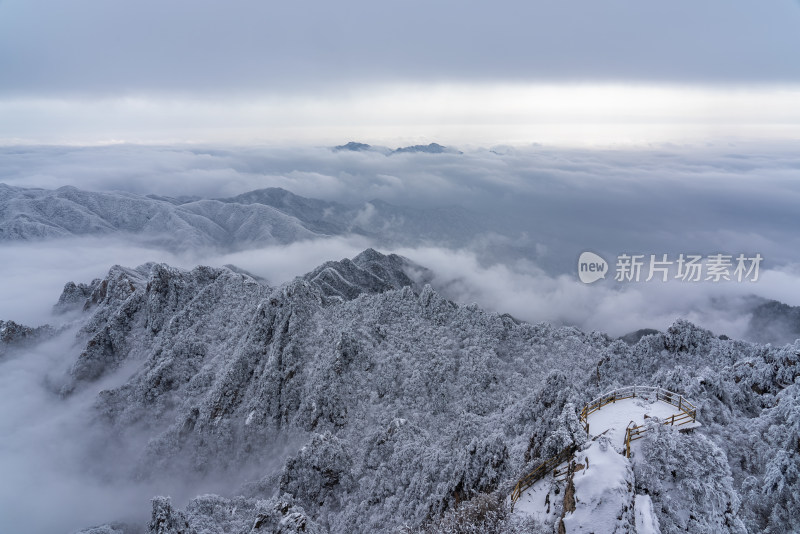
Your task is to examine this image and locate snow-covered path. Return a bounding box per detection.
[586,395,698,446]
[512,389,699,533]
[512,438,633,531]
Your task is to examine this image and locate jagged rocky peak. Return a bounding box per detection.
[0,319,55,356]
[59,250,428,390]
[53,279,103,314]
[55,264,155,318]
[61,262,270,389]
[57,262,262,316]
[59,248,418,337]
[302,248,430,301]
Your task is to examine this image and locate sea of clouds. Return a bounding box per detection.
[2,142,799,337]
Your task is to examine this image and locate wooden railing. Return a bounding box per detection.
[624,421,646,457]
[511,386,697,510]
[579,386,696,437]
[510,444,577,511]
[623,405,697,457]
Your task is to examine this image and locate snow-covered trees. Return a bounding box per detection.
[144,494,322,534]
[633,425,745,534]
[7,251,800,533]
[738,381,800,533]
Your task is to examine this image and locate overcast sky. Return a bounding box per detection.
[1,0,799,145]
[2,0,800,94]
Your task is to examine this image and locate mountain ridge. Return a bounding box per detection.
[0,183,495,250]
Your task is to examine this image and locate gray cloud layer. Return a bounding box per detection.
[1,0,799,98]
[1,143,799,339]
[3,142,799,270]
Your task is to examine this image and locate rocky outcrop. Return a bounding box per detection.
[145,495,322,534]
[302,248,425,302]
[0,319,55,357]
[149,498,195,534]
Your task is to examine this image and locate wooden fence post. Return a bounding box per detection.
[625,429,631,457]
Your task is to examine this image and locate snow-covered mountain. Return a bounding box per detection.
[1,250,799,533]
[0,183,319,248]
[0,184,495,250]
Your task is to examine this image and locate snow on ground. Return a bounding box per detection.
[513,393,697,532]
[586,396,699,448]
[561,437,634,533]
[634,494,662,534]
[510,472,562,526]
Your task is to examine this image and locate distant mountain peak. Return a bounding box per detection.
[392,143,461,155]
[330,142,462,155]
[333,141,373,152]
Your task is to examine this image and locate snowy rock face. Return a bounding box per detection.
[52,249,605,533]
[53,279,102,314]
[8,250,800,533]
